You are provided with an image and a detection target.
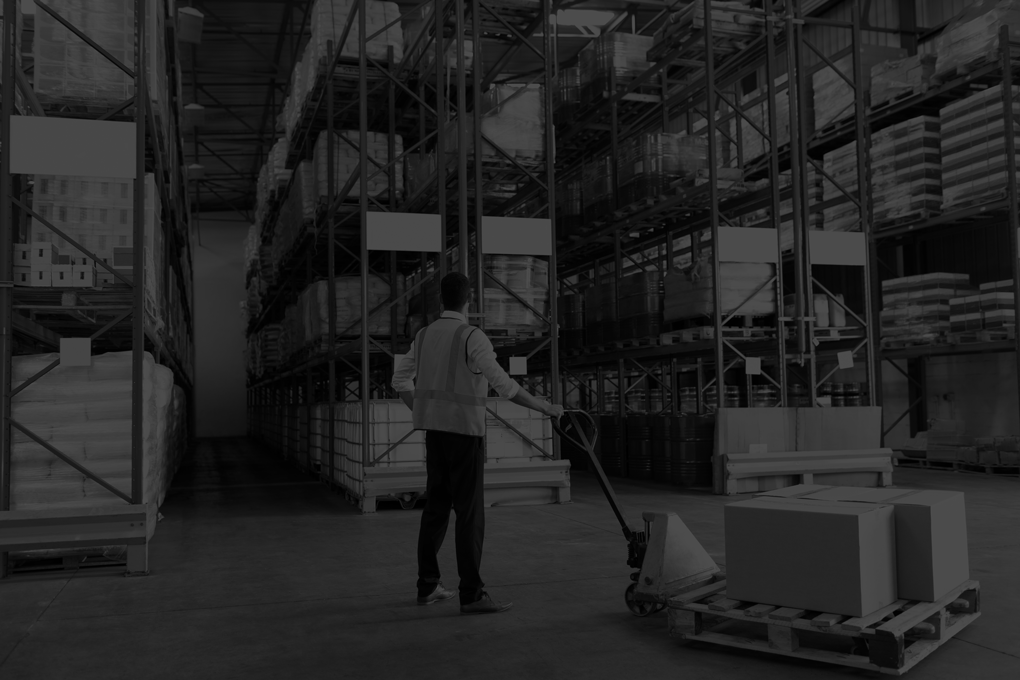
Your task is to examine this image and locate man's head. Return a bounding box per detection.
[441,272,472,313]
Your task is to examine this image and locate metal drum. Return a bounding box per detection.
[844,382,863,407]
[831,382,845,407]
[751,384,778,408]
[599,415,627,477]
[671,414,715,488]
[650,416,672,483]
[626,415,653,480]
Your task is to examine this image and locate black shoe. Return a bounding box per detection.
[460,591,513,615]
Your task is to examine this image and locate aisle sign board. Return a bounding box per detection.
[481,217,552,256]
[366,212,442,252]
[10,116,137,178]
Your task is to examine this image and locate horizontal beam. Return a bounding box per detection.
[11,313,62,348]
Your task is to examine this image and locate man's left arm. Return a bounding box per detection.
[392,341,417,410]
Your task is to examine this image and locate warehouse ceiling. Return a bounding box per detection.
[183,0,678,218]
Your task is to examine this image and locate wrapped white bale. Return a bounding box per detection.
[446,84,546,161]
[10,351,176,513]
[664,258,777,322]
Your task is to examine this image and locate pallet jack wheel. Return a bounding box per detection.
[398,493,420,510]
[625,583,660,617]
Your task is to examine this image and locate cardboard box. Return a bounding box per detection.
[14,244,30,265]
[13,265,31,286]
[52,264,72,286]
[71,265,96,288]
[755,485,969,602]
[30,269,52,287]
[30,242,58,266]
[725,497,897,616]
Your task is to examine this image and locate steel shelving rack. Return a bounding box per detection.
[868,27,1020,442]
[246,0,563,512]
[539,0,879,423]
[0,0,195,576]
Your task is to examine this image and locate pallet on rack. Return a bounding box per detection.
[895,457,1020,477]
[868,87,923,114]
[940,188,1009,213]
[880,336,945,350]
[946,328,1015,345]
[874,209,941,232]
[661,326,773,344]
[612,336,661,349]
[666,578,981,676]
[811,326,866,341]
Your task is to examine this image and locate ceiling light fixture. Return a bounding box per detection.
[178,6,205,44]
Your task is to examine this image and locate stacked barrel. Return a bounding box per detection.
[599,414,627,477]
[626,416,653,480]
[671,414,715,487]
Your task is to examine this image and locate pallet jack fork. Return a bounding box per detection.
[554,411,722,616]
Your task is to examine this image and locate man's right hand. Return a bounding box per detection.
[545,404,565,420]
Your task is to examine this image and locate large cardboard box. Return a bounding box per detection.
[755,485,969,602]
[725,497,897,616]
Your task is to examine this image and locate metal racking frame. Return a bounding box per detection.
[543,0,878,422]
[0,0,195,576]
[869,27,1020,442]
[245,0,563,511]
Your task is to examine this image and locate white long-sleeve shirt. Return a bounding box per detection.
[391,311,521,399]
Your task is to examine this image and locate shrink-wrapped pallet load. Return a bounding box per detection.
[940,84,1020,210]
[403,6,473,75]
[617,271,663,340]
[664,257,776,322]
[738,74,799,162]
[932,0,1020,81]
[869,54,937,108]
[581,32,657,103]
[812,46,907,130]
[880,273,976,345]
[618,133,709,205]
[446,84,546,163]
[313,130,404,201]
[653,1,763,55]
[307,0,403,68]
[302,275,408,350]
[555,66,581,125]
[33,0,169,125]
[870,116,941,228]
[582,155,614,222]
[10,351,180,512]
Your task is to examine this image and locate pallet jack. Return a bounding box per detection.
[553,411,722,616]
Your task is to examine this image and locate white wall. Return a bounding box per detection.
[193,212,250,438]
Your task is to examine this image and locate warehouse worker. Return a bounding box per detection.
[393,272,564,615]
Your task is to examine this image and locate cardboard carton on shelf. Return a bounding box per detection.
[755,485,970,603]
[30,242,58,266]
[13,266,30,287]
[14,244,30,266]
[725,497,898,617]
[51,264,72,287]
[71,265,96,288]
[29,269,52,288]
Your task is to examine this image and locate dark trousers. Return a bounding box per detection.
[416,430,486,605]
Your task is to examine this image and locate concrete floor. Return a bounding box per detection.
[1,438,1018,680]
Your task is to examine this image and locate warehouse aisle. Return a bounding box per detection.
[0,439,1018,680]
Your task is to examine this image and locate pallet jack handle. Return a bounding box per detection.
[552,411,639,543]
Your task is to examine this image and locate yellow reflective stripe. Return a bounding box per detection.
[414,389,486,407]
[445,323,471,393]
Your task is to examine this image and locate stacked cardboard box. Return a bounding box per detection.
[821,141,860,232]
[870,116,942,227]
[580,32,656,103]
[652,1,764,55]
[738,74,803,162]
[881,273,976,345]
[750,485,970,604]
[940,84,1020,210]
[313,130,404,201]
[932,0,1020,81]
[949,279,1016,332]
[812,46,907,130]
[869,54,937,108]
[27,174,162,307]
[664,257,776,322]
[446,84,546,163]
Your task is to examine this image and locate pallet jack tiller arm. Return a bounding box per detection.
[552,411,648,570]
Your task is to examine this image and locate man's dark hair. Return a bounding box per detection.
[441,272,471,310]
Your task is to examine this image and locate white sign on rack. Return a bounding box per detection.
[10,116,137,178]
[810,231,867,267]
[366,212,442,252]
[717,227,780,264]
[481,217,552,256]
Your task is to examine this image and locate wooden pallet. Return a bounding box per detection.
[874,209,941,232]
[941,188,1009,213]
[946,328,1015,345]
[661,326,773,344]
[868,88,924,115]
[612,336,662,350]
[667,578,981,676]
[895,457,1020,477]
[880,337,945,350]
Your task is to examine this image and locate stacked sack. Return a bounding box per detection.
[298,274,408,353]
[313,130,405,201]
[932,0,1020,81]
[446,84,546,164]
[9,351,179,512]
[940,84,1020,210]
[870,116,941,227]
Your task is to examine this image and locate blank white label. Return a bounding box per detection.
[509,357,528,375]
[745,357,762,375]
[11,116,137,178]
[717,227,780,264]
[482,217,552,256]
[366,212,442,252]
[810,231,866,267]
[60,338,92,367]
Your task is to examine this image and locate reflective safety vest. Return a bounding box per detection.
[412,319,489,437]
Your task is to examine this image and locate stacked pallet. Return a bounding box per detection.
[446,84,546,164]
[812,46,907,131]
[664,256,776,322]
[880,273,976,346]
[870,116,941,228]
[580,32,656,103]
[313,130,405,201]
[617,271,663,341]
[821,141,860,233]
[9,351,181,512]
[618,133,709,205]
[869,54,936,109]
[949,279,1016,333]
[738,74,797,162]
[932,0,1020,81]
[652,1,763,55]
[482,255,549,334]
[940,84,1020,210]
